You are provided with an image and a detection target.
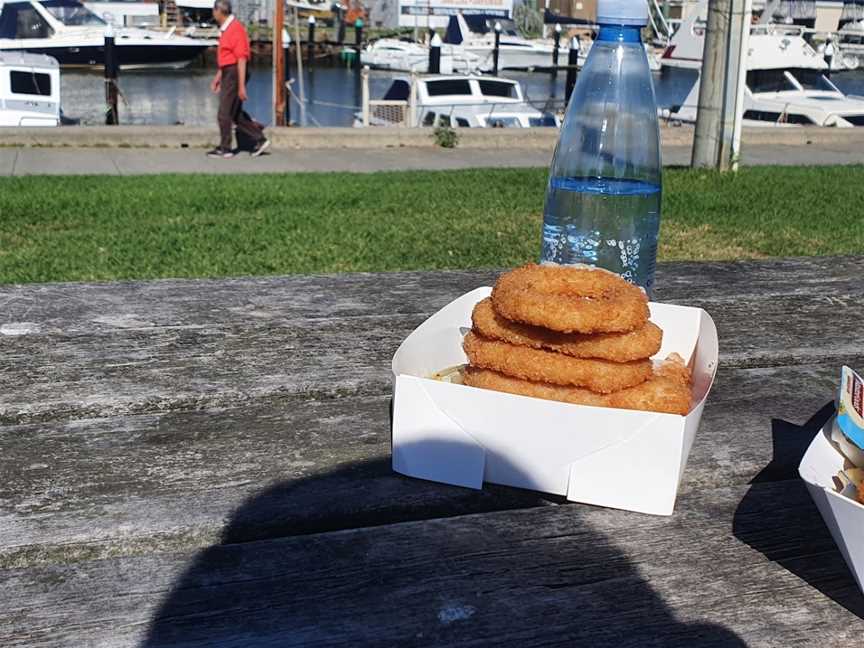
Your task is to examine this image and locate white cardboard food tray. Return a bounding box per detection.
[799,423,864,594]
[391,287,719,516]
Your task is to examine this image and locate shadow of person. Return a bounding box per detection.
[141,438,748,647]
[733,401,864,619]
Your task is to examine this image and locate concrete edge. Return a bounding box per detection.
[0,125,861,150]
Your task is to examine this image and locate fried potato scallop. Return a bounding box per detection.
[472,298,662,362]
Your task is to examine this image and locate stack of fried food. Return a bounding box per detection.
[462,264,693,415]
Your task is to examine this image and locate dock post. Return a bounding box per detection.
[408,71,417,127]
[335,3,345,44]
[104,23,119,125]
[565,36,579,104]
[354,18,364,71]
[274,0,286,126]
[551,22,561,80]
[284,29,291,126]
[307,14,316,66]
[361,65,370,126]
[428,32,441,74]
[492,21,502,75]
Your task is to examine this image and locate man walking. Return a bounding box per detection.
[208,0,269,159]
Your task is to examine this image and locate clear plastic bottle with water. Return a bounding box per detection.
[540,0,661,295]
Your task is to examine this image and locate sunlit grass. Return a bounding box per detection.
[1,165,861,283]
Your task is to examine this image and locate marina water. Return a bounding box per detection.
[540,0,662,294]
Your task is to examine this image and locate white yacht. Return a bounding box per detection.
[360,38,480,74]
[442,14,661,72]
[0,51,59,126]
[355,74,560,128]
[666,9,864,127]
[0,0,210,69]
[442,14,573,72]
[835,19,864,70]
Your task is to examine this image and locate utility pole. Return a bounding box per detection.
[691,0,751,170]
[273,0,286,126]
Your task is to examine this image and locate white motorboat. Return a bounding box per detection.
[666,5,864,127]
[360,38,480,74]
[355,74,560,128]
[442,14,574,72]
[835,19,864,70]
[0,50,59,126]
[441,14,661,72]
[0,0,210,69]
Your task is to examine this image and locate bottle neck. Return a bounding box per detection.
[596,24,643,43]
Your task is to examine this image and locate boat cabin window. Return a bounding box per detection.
[530,114,558,127]
[422,111,436,126]
[0,4,55,39]
[42,0,105,26]
[746,69,797,93]
[425,79,472,97]
[486,116,521,128]
[383,80,410,101]
[787,68,838,92]
[463,15,519,37]
[10,70,52,96]
[743,109,815,125]
[478,80,518,99]
[455,117,470,127]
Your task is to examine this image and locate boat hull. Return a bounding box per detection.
[0,43,209,69]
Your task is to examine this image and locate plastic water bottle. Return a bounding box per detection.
[541,0,661,295]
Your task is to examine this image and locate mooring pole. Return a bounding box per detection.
[273,0,286,126]
[551,22,561,79]
[293,6,306,126]
[307,14,316,66]
[492,21,502,75]
[354,18,364,71]
[104,23,119,125]
[564,36,579,104]
[284,28,291,126]
[428,32,441,74]
[336,3,345,44]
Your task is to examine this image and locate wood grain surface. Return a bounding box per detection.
[1,257,863,646]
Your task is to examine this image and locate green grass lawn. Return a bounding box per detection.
[1,165,862,284]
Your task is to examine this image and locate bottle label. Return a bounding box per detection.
[837,365,864,451]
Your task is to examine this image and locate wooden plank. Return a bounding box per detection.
[0,258,860,335]
[2,480,862,647]
[0,360,846,568]
[2,287,862,425]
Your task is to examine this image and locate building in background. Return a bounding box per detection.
[395,0,513,29]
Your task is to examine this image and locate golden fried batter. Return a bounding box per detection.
[472,298,662,362]
[463,331,653,394]
[463,354,692,415]
[491,264,649,334]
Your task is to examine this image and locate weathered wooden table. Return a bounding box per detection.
[2,258,863,647]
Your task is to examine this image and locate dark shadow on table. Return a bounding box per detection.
[140,437,748,647]
[733,401,864,620]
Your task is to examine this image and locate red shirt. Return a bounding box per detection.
[218,16,250,68]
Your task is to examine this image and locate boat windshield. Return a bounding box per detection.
[463,15,519,37]
[747,67,840,94]
[43,0,106,26]
[746,69,797,93]
[787,68,840,92]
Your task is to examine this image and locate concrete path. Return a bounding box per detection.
[0,142,862,176]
